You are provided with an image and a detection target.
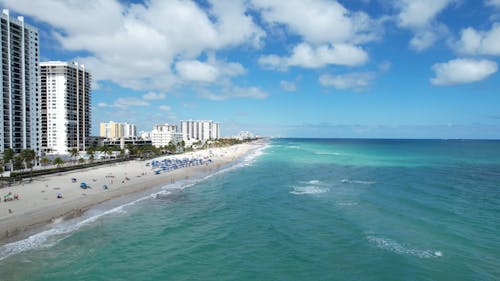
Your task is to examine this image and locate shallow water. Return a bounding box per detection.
[1,139,499,280]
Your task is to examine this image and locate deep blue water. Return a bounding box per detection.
[1,139,500,280]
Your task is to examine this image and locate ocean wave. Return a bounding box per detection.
[341,179,375,185]
[0,192,156,261]
[314,152,342,156]
[290,186,330,195]
[366,236,443,258]
[290,180,329,195]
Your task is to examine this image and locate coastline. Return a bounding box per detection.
[0,140,266,243]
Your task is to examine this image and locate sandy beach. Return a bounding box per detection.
[0,141,263,241]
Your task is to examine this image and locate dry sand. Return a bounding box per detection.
[0,141,263,241]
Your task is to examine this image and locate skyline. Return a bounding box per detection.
[2,0,500,138]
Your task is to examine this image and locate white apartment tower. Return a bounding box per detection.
[40,61,91,154]
[180,120,220,141]
[0,10,40,155]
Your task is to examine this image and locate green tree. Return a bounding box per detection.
[53,157,64,168]
[21,149,36,180]
[78,158,85,164]
[13,154,24,171]
[86,148,95,163]
[3,148,14,171]
[69,148,79,164]
[40,157,50,166]
[105,146,113,159]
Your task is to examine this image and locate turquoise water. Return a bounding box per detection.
[1,139,500,280]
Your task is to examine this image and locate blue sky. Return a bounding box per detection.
[3,0,500,138]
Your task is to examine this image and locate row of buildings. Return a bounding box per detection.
[0,10,92,157]
[99,120,221,148]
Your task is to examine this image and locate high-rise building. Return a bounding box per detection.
[150,124,181,148]
[0,10,40,155]
[123,123,136,138]
[153,124,177,133]
[40,61,91,154]
[180,120,220,142]
[99,121,136,139]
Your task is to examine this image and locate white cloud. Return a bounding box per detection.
[143,92,166,100]
[430,58,498,86]
[251,0,381,45]
[175,56,246,83]
[159,105,172,111]
[98,98,150,109]
[455,24,500,56]
[486,0,500,8]
[176,60,220,82]
[198,84,268,100]
[319,72,376,91]
[259,42,368,70]
[3,0,263,91]
[280,80,297,92]
[394,0,454,51]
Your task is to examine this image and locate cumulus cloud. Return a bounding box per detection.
[455,24,500,56]
[280,80,297,92]
[251,0,381,45]
[394,0,454,51]
[319,72,376,91]
[175,56,246,83]
[2,0,264,92]
[259,42,368,70]
[430,58,498,86]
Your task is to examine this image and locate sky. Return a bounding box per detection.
[2,0,500,139]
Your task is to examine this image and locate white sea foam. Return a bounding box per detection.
[341,179,375,185]
[290,186,330,195]
[315,152,341,156]
[366,236,443,258]
[290,180,330,195]
[337,202,359,206]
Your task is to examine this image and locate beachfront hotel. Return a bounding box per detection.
[99,121,136,139]
[151,124,183,148]
[0,10,40,155]
[40,61,91,154]
[180,120,220,142]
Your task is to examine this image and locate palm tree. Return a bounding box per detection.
[69,148,79,164]
[78,158,85,164]
[53,157,64,168]
[3,148,14,171]
[21,149,36,180]
[119,149,125,159]
[105,146,113,159]
[86,148,95,163]
[40,157,50,167]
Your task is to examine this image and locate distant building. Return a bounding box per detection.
[151,125,183,148]
[180,120,220,142]
[99,121,136,139]
[238,131,254,140]
[153,124,177,132]
[123,123,136,138]
[0,10,41,155]
[41,61,91,154]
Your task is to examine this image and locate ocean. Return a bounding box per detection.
[1,139,499,280]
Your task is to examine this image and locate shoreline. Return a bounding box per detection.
[0,140,266,243]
